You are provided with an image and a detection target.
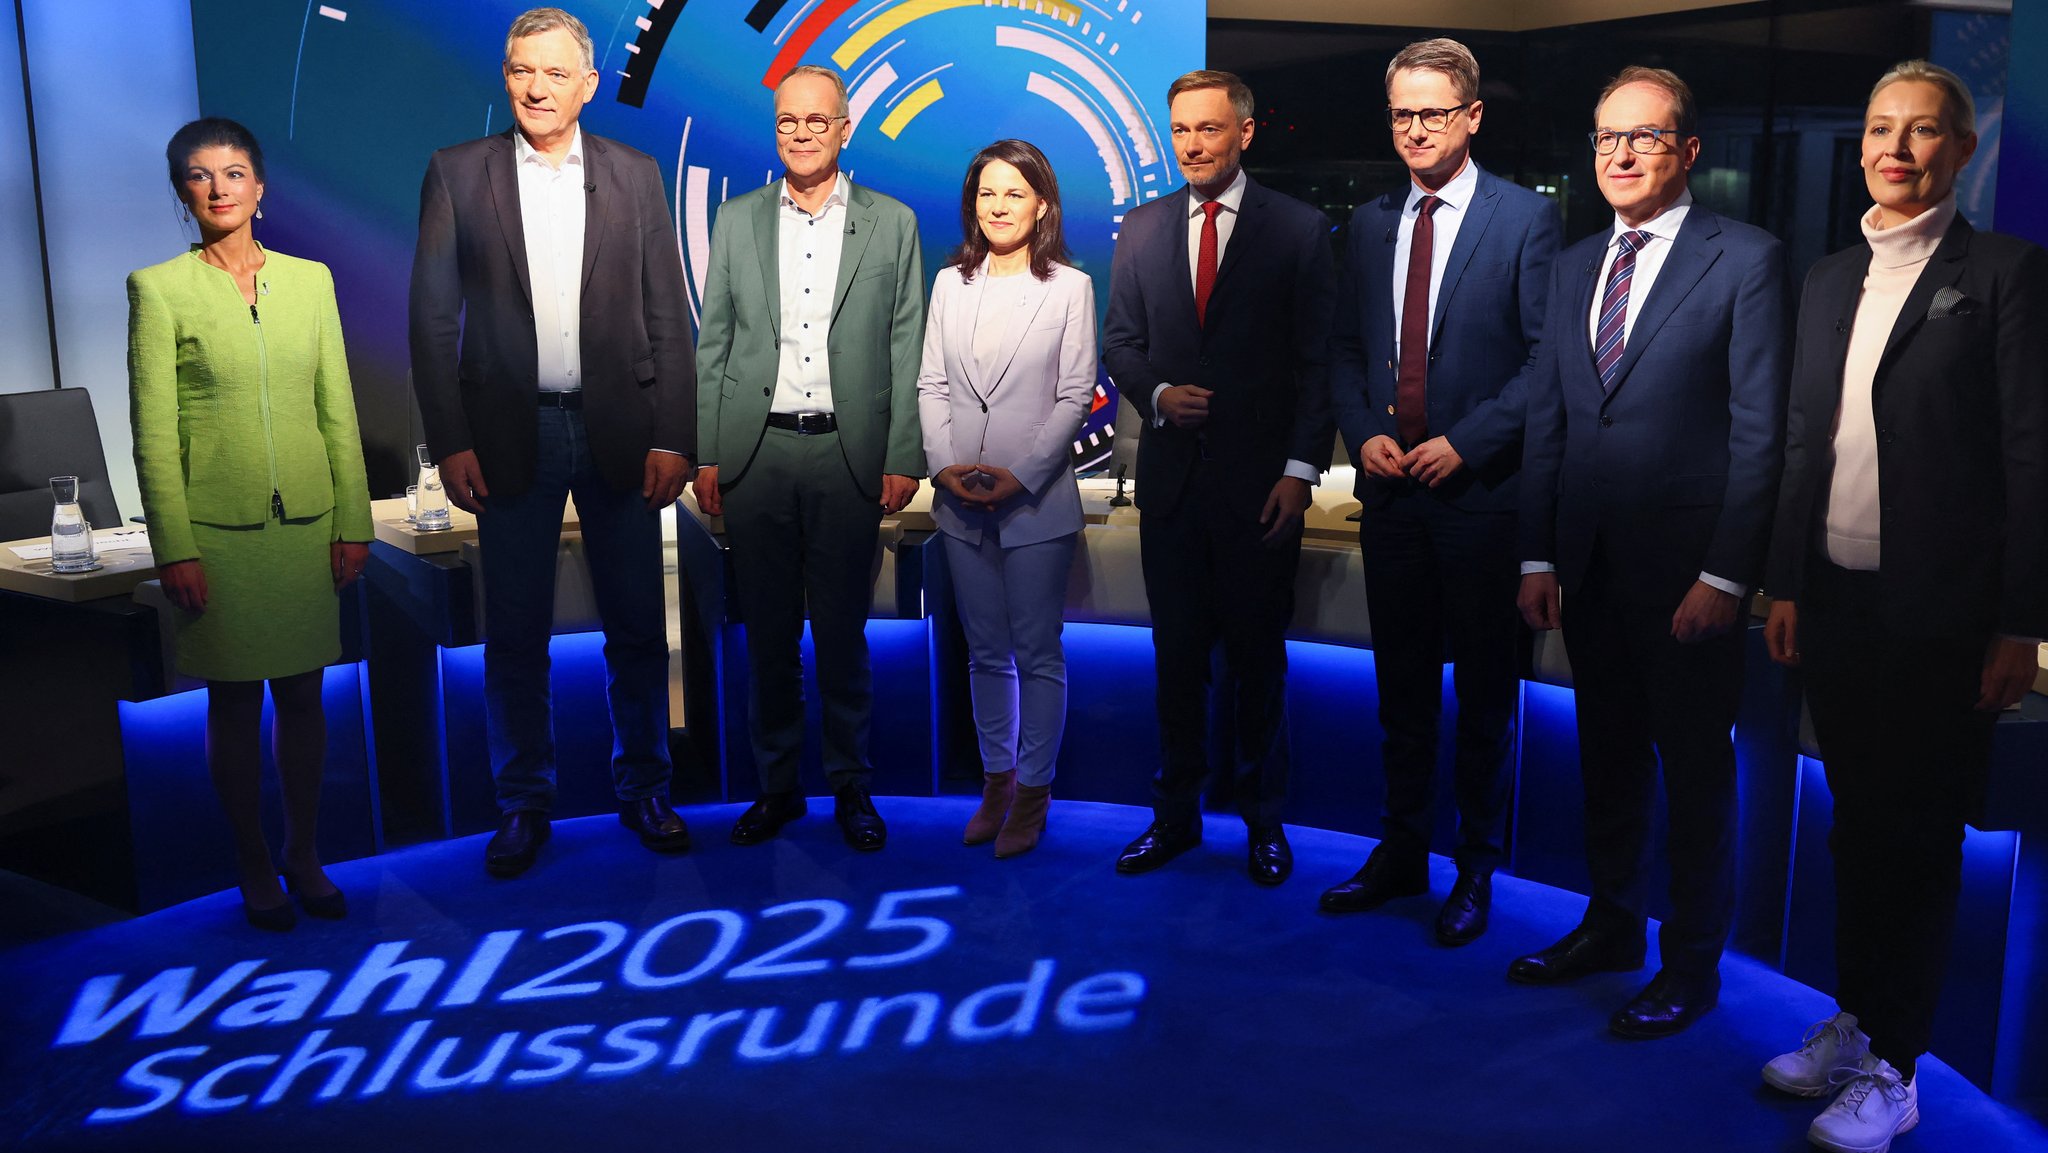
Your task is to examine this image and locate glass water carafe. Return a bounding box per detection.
[48,475,99,573]
[415,463,452,532]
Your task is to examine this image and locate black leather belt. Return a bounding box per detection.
[537,391,583,409]
[767,411,837,434]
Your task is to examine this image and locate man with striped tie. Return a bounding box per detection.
[1512,66,1789,1039]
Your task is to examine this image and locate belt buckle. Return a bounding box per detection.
[798,412,829,435]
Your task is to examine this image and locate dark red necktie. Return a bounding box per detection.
[1396,194,1440,447]
[1194,201,1221,325]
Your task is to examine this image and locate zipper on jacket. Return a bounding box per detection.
[251,301,282,519]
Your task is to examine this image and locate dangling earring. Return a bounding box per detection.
[255,201,264,220]
[178,202,190,223]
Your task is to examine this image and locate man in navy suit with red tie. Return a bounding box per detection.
[1323,38,1561,946]
[1515,66,1788,1038]
[1102,70,1335,885]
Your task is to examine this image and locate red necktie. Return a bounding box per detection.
[1396,195,1440,448]
[1194,201,1221,325]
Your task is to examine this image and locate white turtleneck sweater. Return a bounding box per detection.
[1823,195,1958,571]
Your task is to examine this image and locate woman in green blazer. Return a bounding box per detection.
[127,118,374,931]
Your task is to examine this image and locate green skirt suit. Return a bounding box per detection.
[126,247,374,682]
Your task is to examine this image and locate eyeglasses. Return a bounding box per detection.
[1589,127,1684,155]
[776,114,847,135]
[1387,104,1469,133]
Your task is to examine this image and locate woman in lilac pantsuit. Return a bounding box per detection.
[917,139,1096,857]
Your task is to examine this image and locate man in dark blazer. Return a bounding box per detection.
[1515,66,1788,1037]
[691,65,925,852]
[1103,69,1336,885]
[1323,38,1560,945]
[410,7,696,877]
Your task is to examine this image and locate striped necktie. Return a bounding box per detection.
[1594,230,1650,392]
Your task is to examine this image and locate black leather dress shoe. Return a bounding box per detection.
[1610,970,1720,1039]
[1318,847,1427,913]
[1434,872,1491,946]
[1247,825,1292,886]
[1115,819,1201,874]
[620,796,692,853]
[730,792,806,845]
[834,788,887,851]
[1506,925,1646,985]
[484,811,551,878]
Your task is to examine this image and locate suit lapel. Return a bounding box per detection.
[752,186,781,344]
[1602,208,1722,400]
[1431,169,1499,340]
[578,136,609,294]
[1208,180,1266,328]
[831,183,877,325]
[1165,187,1196,328]
[957,264,990,399]
[485,133,533,306]
[1877,214,1973,376]
[983,273,1052,399]
[1806,249,1866,402]
[1571,241,1604,387]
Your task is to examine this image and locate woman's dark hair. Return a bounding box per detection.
[165,117,266,191]
[950,139,1069,282]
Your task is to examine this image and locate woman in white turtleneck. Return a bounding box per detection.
[1760,60,2048,1153]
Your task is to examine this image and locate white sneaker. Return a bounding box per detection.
[1765,1011,1871,1096]
[1808,1056,1919,1153]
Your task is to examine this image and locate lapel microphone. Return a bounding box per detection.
[258,281,269,297]
[584,181,595,193]
[845,219,857,235]
[1835,319,1848,334]
[1384,228,1396,243]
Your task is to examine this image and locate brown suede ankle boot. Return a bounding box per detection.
[995,783,1051,858]
[963,770,1016,844]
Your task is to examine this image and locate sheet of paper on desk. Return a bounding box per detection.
[9,527,151,561]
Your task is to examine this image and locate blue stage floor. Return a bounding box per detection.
[4,798,2043,1152]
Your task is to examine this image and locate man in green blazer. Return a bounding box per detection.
[692,64,926,850]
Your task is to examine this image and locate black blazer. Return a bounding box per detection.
[409,130,695,497]
[1767,213,2048,640]
[1101,177,1336,517]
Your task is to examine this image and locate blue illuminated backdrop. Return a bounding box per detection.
[186,0,1202,487]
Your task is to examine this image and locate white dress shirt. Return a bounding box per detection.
[1391,158,1479,363]
[515,127,586,392]
[1150,168,1317,483]
[1524,190,1742,598]
[772,174,849,414]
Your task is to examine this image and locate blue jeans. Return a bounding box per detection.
[476,406,671,813]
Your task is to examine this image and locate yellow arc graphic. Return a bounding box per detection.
[880,79,945,139]
[834,0,1082,70]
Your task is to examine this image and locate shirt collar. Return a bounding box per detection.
[1188,168,1248,216]
[1404,158,1479,215]
[514,126,584,171]
[1610,188,1692,245]
[781,173,849,213]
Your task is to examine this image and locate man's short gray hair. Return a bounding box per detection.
[505,7,594,75]
[1870,59,1976,137]
[778,64,850,116]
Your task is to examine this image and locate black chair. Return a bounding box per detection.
[0,388,123,542]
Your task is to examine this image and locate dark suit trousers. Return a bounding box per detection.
[720,426,882,794]
[478,407,672,813]
[1560,556,1743,978]
[1358,487,1520,874]
[1140,460,1301,827]
[1802,561,1995,1072]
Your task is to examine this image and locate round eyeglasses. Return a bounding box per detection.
[777,114,848,135]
